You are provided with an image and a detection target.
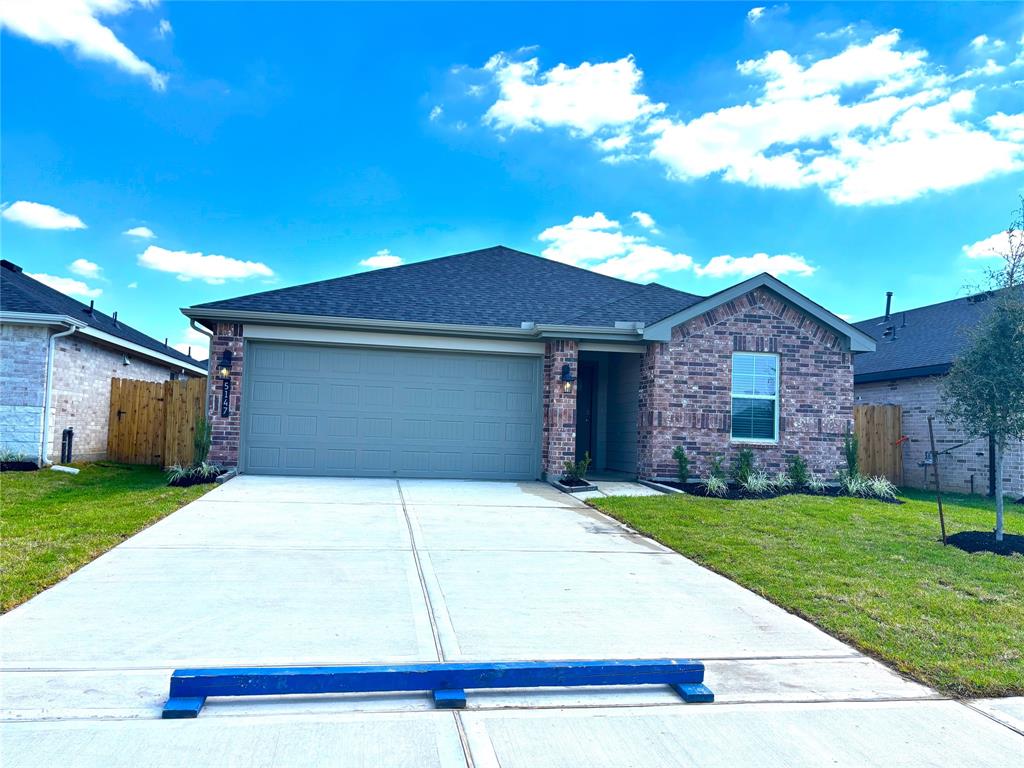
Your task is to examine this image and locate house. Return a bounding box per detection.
[181,246,874,481]
[854,286,1024,497]
[0,260,207,465]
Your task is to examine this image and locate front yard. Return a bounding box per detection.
[591,488,1023,698]
[0,463,212,612]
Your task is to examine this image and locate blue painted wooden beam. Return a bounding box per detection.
[433,689,467,709]
[672,682,715,703]
[162,658,708,718]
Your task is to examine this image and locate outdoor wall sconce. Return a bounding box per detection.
[217,349,233,378]
[560,363,576,393]
[122,355,131,366]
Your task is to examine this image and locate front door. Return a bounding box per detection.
[575,362,596,463]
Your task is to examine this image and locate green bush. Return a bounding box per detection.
[701,475,727,497]
[561,452,592,483]
[843,432,859,477]
[672,446,690,483]
[785,454,810,487]
[708,454,726,480]
[741,469,772,495]
[193,416,212,465]
[772,471,793,492]
[731,448,756,485]
[806,475,826,493]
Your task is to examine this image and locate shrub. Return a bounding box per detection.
[0,448,34,463]
[772,471,793,492]
[741,469,772,495]
[193,416,212,465]
[785,454,809,487]
[839,471,870,497]
[843,431,859,477]
[731,448,756,485]
[806,475,827,493]
[864,475,898,500]
[708,453,726,480]
[672,446,690,484]
[701,475,727,497]
[166,460,223,486]
[561,452,592,483]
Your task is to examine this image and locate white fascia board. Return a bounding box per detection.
[76,326,208,375]
[643,273,876,352]
[0,312,83,327]
[244,324,546,355]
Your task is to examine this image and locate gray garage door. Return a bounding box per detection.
[242,341,542,479]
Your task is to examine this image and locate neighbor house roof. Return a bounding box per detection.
[187,246,705,329]
[853,285,1023,383]
[1,259,206,372]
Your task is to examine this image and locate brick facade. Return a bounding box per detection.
[49,336,188,462]
[0,323,49,458]
[637,287,853,481]
[207,322,245,467]
[856,376,1024,497]
[541,339,578,478]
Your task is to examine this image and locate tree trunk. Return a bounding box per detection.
[994,437,1004,542]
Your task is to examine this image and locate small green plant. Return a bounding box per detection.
[708,453,726,480]
[741,469,772,495]
[672,446,690,484]
[0,448,34,463]
[864,475,898,500]
[166,460,222,486]
[843,431,859,477]
[731,448,756,485]
[561,452,592,483]
[701,474,727,497]
[193,416,212,465]
[806,475,827,493]
[772,471,793,492]
[839,471,870,497]
[785,454,810,487]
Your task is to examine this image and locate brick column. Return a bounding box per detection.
[636,342,662,479]
[542,340,578,478]
[208,322,244,467]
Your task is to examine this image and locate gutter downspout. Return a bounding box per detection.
[190,318,215,419]
[40,323,77,466]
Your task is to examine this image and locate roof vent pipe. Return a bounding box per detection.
[112,311,118,326]
[884,291,893,321]
[85,300,94,315]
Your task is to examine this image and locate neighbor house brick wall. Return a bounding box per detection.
[638,287,853,481]
[856,376,1023,497]
[0,323,50,458]
[542,339,578,478]
[208,322,244,467]
[48,335,184,462]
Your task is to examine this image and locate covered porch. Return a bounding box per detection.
[574,349,643,479]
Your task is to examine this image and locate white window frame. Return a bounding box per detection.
[730,352,779,444]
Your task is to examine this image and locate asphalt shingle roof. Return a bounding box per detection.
[1,260,203,367]
[853,285,1023,381]
[191,246,705,328]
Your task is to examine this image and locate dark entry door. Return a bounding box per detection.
[575,362,596,463]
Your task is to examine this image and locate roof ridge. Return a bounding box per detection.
[855,284,1022,326]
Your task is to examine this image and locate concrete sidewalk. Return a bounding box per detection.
[1,476,1020,766]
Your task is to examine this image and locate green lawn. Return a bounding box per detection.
[590,488,1023,698]
[1,463,212,612]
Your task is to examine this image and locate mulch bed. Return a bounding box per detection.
[657,480,902,504]
[167,475,220,488]
[558,478,593,489]
[1,461,39,473]
[947,531,1024,556]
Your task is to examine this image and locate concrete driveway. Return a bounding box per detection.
[1,477,1021,766]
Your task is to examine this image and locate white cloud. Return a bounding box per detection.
[1,200,86,229]
[592,245,693,282]
[482,53,664,135]
[0,0,167,90]
[693,252,816,278]
[359,249,404,269]
[986,112,1024,141]
[157,18,171,38]
[138,245,274,284]
[470,32,1024,206]
[127,281,138,288]
[630,210,658,232]
[962,229,1022,259]
[27,272,102,298]
[747,7,765,23]
[69,258,101,278]
[970,34,1005,51]
[172,325,209,358]
[429,105,443,121]
[123,225,156,238]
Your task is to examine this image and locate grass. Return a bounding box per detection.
[0,463,212,612]
[590,487,1023,698]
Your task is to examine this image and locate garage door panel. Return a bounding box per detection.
[244,342,541,479]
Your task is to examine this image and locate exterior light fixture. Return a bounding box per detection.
[560,363,576,393]
[217,348,233,379]
[122,355,131,366]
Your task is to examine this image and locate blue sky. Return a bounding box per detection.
[2,1,1022,355]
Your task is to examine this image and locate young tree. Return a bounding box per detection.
[941,199,1024,541]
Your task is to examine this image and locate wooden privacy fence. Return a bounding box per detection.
[853,404,903,484]
[107,377,206,467]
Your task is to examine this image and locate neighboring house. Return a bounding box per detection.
[854,286,1024,498]
[181,246,874,481]
[1,260,207,464]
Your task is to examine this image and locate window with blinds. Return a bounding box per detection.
[731,353,778,442]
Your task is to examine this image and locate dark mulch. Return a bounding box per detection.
[658,480,902,504]
[167,474,220,488]
[1,461,39,473]
[947,531,1024,556]
[558,478,593,489]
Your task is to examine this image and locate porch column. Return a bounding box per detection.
[542,340,578,478]
[636,342,662,479]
